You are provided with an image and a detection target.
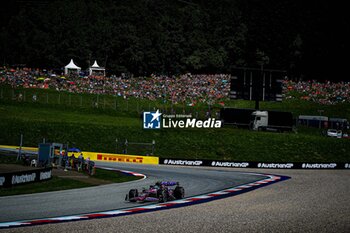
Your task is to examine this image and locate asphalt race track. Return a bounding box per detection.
[0,162,268,223]
[1,164,349,233]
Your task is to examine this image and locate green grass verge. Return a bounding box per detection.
[93,168,141,183]
[2,85,349,119]
[0,168,141,197]
[0,86,349,163]
[0,176,93,197]
[0,156,142,196]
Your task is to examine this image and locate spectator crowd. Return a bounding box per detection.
[1,67,349,105]
[0,67,230,105]
[283,79,350,105]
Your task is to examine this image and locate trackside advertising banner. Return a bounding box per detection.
[72,151,159,165]
[160,158,350,169]
[0,145,158,165]
[0,168,52,188]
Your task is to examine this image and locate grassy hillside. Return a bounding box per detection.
[0,87,349,162]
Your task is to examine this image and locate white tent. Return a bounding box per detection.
[64,59,81,75]
[89,60,105,76]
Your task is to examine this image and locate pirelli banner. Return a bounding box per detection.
[159,158,350,169]
[0,168,52,188]
[78,151,159,165]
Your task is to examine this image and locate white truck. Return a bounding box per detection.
[251,110,293,132]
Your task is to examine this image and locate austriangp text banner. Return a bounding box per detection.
[0,167,52,188]
[160,158,350,169]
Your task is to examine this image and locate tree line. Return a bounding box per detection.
[0,0,347,80]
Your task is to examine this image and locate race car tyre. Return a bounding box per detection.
[174,186,185,199]
[128,189,138,202]
[159,189,169,203]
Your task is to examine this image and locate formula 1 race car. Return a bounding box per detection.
[125,181,185,203]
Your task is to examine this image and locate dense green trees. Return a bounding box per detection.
[0,0,345,80]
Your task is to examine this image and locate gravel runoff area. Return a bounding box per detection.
[2,168,349,233]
